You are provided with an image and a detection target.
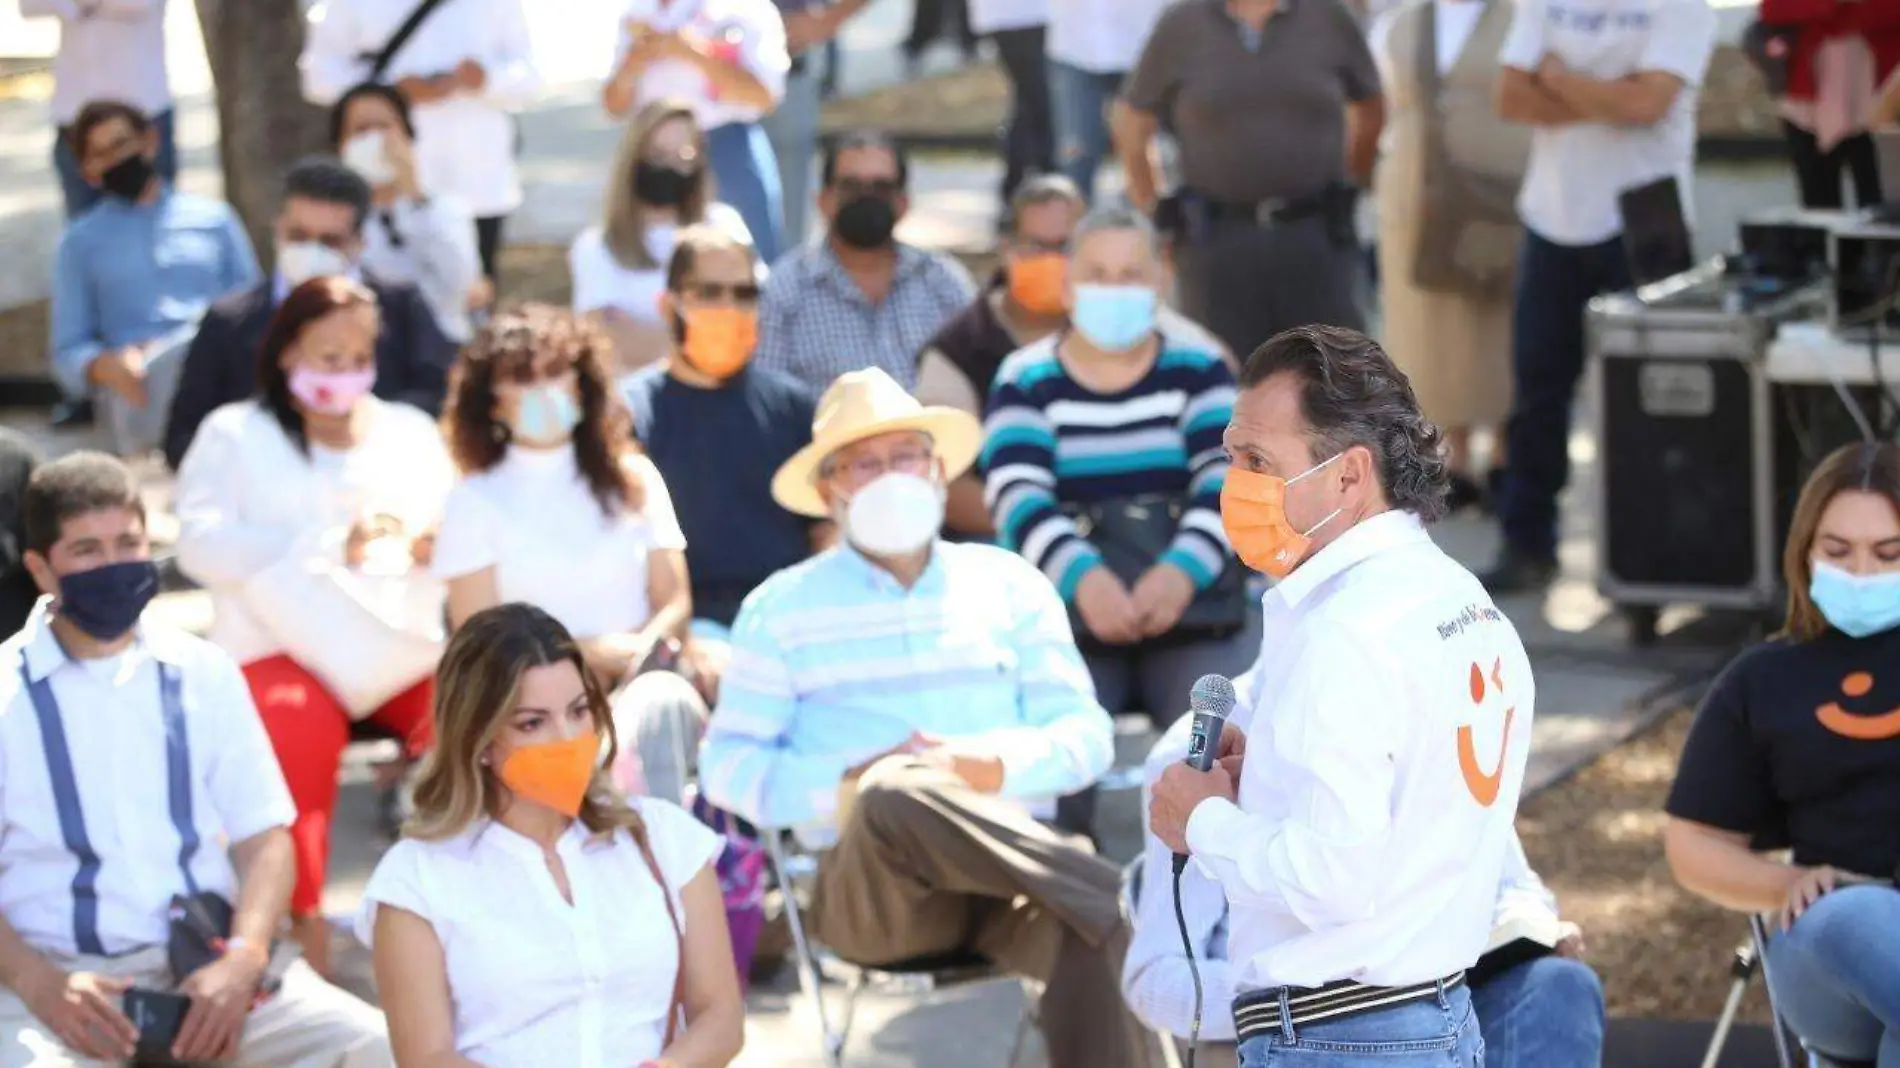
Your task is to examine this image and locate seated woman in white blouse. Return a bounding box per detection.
[571,98,753,377]
[361,601,744,1068]
[174,276,455,976]
[434,304,707,803]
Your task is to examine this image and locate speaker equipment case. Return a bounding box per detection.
[1587,289,1779,642]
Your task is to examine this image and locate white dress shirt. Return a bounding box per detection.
[1497,0,1717,246]
[968,0,1049,35]
[356,799,720,1067]
[1128,705,1561,1037]
[173,398,455,667]
[613,0,790,129]
[22,0,171,125]
[301,0,543,218]
[568,202,751,323]
[430,448,686,642]
[0,602,296,957]
[361,194,482,343]
[1046,0,1175,73]
[1182,510,1535,991]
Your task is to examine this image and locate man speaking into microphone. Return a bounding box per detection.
[1150,325,1534,1068]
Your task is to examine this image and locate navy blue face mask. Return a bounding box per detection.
[57,560,160,641]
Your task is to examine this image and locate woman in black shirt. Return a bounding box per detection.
[1665,441,1900,1067]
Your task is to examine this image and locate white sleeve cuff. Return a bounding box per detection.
[1184,796,1246,861]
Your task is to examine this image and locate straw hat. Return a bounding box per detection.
[771,368,982,518]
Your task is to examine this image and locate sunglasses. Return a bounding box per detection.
[832,177,902,199]
[683,282,761,303]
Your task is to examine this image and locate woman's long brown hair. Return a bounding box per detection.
[604,98,714,270]
[441,304,645,516]
[406,601,646,843]
[256,276,381,454]
[1781,441,1900,642]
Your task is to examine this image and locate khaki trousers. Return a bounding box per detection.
[0,947,392,1068]
[810,759,1150,1068]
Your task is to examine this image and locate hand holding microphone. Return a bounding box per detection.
[1150,675,1240,872]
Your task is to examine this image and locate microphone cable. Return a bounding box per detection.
[1172,861,1202,1068]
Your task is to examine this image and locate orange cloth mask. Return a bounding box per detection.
[497,732,602,818]
[1219,455,1342,579]
[1006,253,1068,316]
[679,306,760,379]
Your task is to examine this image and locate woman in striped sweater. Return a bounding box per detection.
[982,208,1255,729]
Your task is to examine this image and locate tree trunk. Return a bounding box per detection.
[195,0,329,267]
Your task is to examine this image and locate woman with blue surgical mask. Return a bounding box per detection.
[1664,441,1900,1068]
[982,206,1253,737]
[434,305,708,805]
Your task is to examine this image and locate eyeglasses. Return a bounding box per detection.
[682,281,761,304]
[1011,238,1069,256]
[821,443,934,488]
[832,177,902,199]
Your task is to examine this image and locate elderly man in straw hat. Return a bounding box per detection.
[698,368,1147,1068]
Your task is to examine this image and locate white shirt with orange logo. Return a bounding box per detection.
[1183,510,1535,993]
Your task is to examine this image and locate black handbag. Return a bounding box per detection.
[1064,494,1248,647]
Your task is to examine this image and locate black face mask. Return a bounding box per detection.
[57,559,160,641]
[99,154,155,201]
[831,195,898,250]
[635,162,700,207]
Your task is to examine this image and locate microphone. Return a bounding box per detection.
[1174,673,1238,875]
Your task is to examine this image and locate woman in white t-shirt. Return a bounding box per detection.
[435,305,707,803]
[174,276,455,976]
[602,0,789,264]
[570,98,753,377]
[362,602,743,1068]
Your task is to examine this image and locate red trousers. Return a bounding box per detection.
[241,654,435,916]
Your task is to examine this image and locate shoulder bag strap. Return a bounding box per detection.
[368,0,455,84]
[634,823,688,1048]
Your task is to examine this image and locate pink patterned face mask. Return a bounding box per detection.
[288,366,376,415]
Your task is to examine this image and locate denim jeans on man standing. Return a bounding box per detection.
[1470,955,1606,1068]
[1495,228,1631,568]
[764,61,822,254]
[1236,982,1484,1067]
[1048,60,1124,202]
[1764,884,1900,1066]
[707,120,785,265]
[54,107,178,219]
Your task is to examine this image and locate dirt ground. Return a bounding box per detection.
[1519,707,1773,1025]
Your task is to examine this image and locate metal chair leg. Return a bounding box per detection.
[766,833,844,1068]
[1004,982,1039,1068]
[1701,932,1761,1068]
[1750,915,1799,1068]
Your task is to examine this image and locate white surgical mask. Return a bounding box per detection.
[341,130,396,186]
[844,473,945,556]
[277,241,353,288]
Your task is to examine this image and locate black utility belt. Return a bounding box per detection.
[1232,971,1465,1042]
[1199,193,1331,227]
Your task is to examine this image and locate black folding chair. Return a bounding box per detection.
[763,830,1041,1068]
[1699,915,1877,1068]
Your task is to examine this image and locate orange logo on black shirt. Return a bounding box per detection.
[1458,658,1516,807]
[1816,671,1900,741]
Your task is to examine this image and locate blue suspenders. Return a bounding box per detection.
[18,654,200,956]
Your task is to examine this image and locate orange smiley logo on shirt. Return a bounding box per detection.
[1815,671,1900,740]
[1457,657,1516,807]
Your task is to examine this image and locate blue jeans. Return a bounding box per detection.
[762,66,821,254]
[1049,60,1123,203]
[1471,956,1605,1068]
[1236,982,1483,1067]
[1498,227,1631,560]
[1765,885,1900,1066]
[707,120,784,266]
[55,107,177,219]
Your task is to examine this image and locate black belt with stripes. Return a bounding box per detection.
[1232,972,1466,1041]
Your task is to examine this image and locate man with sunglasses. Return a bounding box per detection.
[753,129,976,393]
[622,224,822,703]
[163,158,457,470]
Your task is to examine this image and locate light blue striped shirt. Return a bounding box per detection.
[698,540,1115,842]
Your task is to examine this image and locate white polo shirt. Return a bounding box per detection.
[22,0,172,126]
[301,0,544,218]
[612,0,790,130]
[0,601,295,958]
[1183,510,1534,991]
[1498,0,1717,246]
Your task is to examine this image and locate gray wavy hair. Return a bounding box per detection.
[1240,325,1451,522]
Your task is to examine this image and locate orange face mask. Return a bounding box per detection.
[497,732,602,817]
[679,306,760,380]
[1006,253,1067,316]
[1219,454,1342,579]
